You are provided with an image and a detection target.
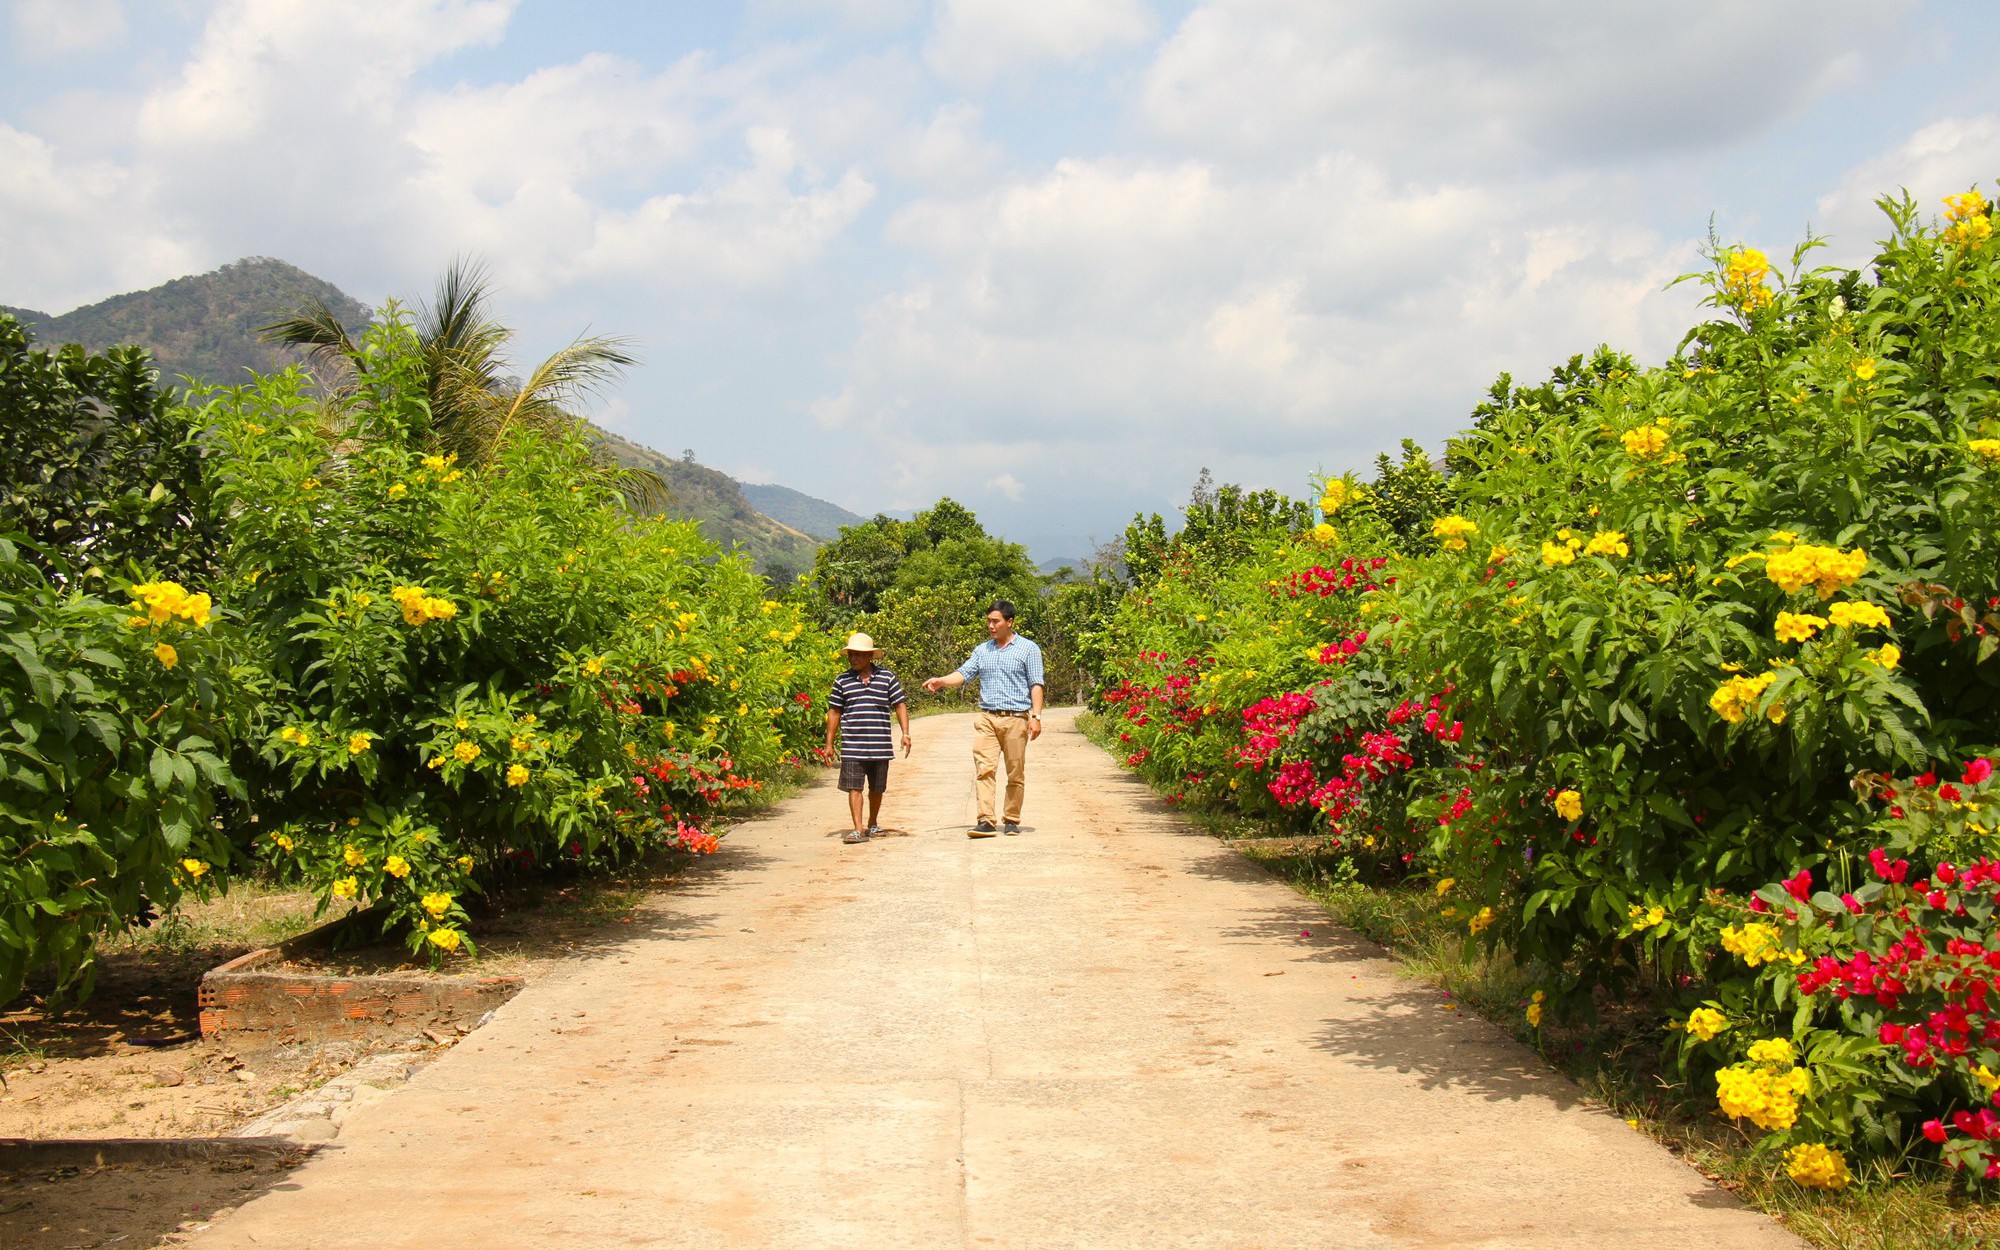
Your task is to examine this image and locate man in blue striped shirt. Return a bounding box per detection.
[826,632,910,845]
[923,599,1044,837]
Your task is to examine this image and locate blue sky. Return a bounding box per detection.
[5,1,2000,559]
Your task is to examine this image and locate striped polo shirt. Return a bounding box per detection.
[828,666,907,760]
[956,635,1044,712]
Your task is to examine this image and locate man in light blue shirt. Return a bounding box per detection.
[924,599,1044,837]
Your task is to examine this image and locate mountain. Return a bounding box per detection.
[4,257,372,386]
[589,429,820,574]
[7,258,842,575]
[740,483,864,540]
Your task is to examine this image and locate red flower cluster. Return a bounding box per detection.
[1775,834,2000,1177]
[1315,631,1369,665]
[1237,690,1322,770]
[1272,557,1390,599]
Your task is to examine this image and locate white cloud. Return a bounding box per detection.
[1813,115,2000,263]
[1141,0,1910,171]
[925,0,1155,87]
[825,152,1701,508]
[749,0,924,34]
[987,472,1025,501]
[11,0,127,53]
[0,122,195,311]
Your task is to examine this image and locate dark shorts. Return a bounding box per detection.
[838,757,890,793]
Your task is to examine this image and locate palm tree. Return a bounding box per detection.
[262,260,665,508]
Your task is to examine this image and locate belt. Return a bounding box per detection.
[982,708,1031,717]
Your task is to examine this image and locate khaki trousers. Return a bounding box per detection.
[972,711,1029,823]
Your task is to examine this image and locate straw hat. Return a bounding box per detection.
[842,632,883,656]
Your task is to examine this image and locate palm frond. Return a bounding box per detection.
[259,297,362,389]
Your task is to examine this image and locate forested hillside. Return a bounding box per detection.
[3,258,370,386]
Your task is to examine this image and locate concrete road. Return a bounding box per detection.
[193,709,1800,1249]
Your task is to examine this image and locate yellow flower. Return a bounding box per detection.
[1944,189,1993,246]
[1722,248,1774,311]
[384,855,411,878]
[387,482,408,500]
[1468,906,1496,934]
[1826,600,1890,631]
[427,927,464,952]
[420,453,448,472]
[453,741,481,763]
[1710,669,1778,724]
[1765,543,1867,598]
[1525,1002,1543,1027]
[1312,522,1337,543]
[1774,611,1828,643]
[343,844,367,867]
[510,735,530,752]
[1784,1143,1851,1190]
[1716,1062,1809,1131]
[1625,903,1667,933]
[332,876,359,899]
[1486,544,1512,564]
[1582,531,1628,558]
[348,732,373,755]
[1864,643,1901,670]
[1553,789,1583,822]
[153,642,179,668]
[1968,438,2000,462]
[506,763,530,787]
[300,477,320,491]
[1431,515,1479,551]
[1747,1037,1796,1065]
[1685,1007,1727,1042]
[1974,1064,2000,1097]
[1435,877,1455,897]
[456,855,476,873]
[272,833,295,852]
[1851,358,1876,382]
[180,857,209,878]
[1620,424,1669,457]
[1540,541,1577,567]
[1320,480,1353,514]
[421,891,453,919]
[1719,922,1785,967]
[390,584,457,626]
[583,656,606,676]
[1945,188,1991,223]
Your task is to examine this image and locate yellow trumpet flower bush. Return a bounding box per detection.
[205,310,840,964]
[1089,183,2000,1189]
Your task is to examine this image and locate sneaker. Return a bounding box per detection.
[968,821,998,838]
[842,830,868,845]
[1003,822,1020,835]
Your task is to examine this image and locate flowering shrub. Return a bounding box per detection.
[1672,762,1999,1182]
[0,537,247,998]
[1088,187,2000,1177]
[196,314,836,960]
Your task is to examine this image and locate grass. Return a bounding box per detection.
[1075,724,2000,1249]
[101,880,321,957]
[1,1023,49,1066]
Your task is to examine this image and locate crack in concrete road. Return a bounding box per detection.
[189,709,1801,1249]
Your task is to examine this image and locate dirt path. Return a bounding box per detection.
[188,710,1800,1249]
